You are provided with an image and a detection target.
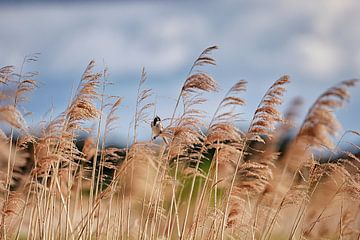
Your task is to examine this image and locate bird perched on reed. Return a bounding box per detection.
[151,116,168,144]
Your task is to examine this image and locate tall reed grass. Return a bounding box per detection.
[0,47,359,239]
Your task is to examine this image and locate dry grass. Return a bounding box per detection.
[0,47,359,240]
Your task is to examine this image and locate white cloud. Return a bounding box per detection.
[2,1,360,80]
[51,25,193,73]
[0,2,209,75]
[291,36,342,79]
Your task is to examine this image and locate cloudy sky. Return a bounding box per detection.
[0,0,359,143]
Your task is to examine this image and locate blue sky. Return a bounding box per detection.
[0,0,359,143]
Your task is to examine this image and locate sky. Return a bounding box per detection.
[0,0,359,143]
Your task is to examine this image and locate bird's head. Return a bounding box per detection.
[153,116,161,124]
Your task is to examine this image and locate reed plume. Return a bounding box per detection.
[223,76,289,236]
[247,75,290,143]
[133,68,153,143]
[33,60,101,175]
[207,80,247,146]
[166,45,219,159]
[298,79,358,149]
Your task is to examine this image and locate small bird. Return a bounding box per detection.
[151,116,163,139]
[151,116,168,144]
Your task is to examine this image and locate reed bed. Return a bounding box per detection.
[0,47,359,239]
